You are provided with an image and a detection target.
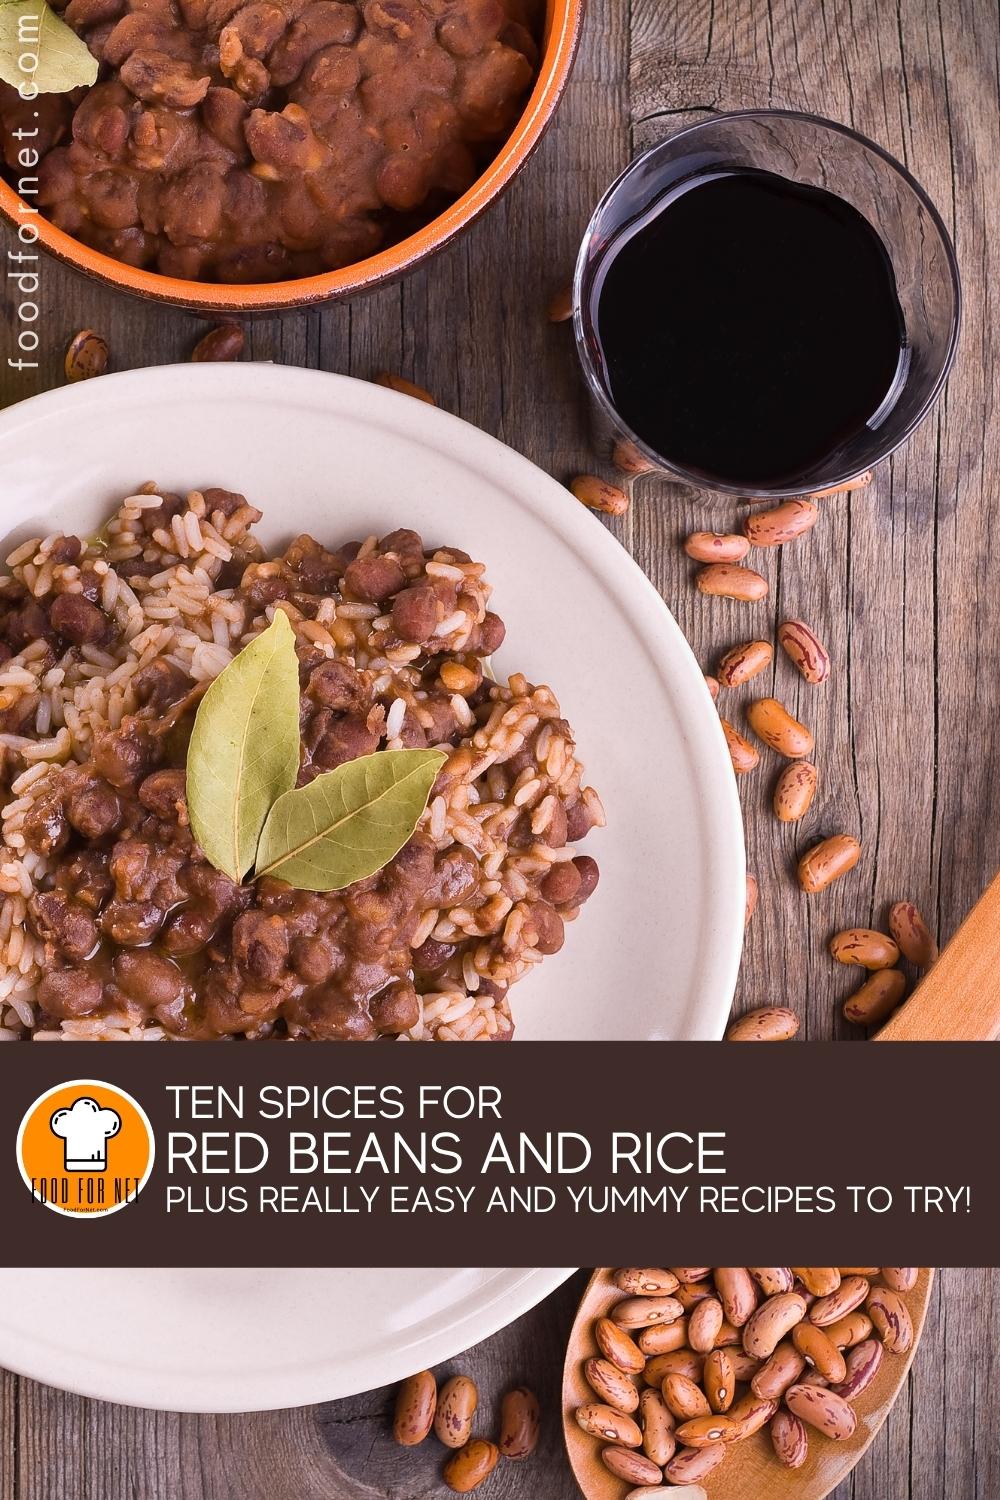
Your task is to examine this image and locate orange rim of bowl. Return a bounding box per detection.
[0,0,584,314]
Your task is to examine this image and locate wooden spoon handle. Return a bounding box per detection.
[875,870,1000,1041]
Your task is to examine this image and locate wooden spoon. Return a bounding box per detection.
[875,870,1000,1040]
[563,1268,933,1500]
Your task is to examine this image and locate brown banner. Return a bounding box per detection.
[2,1043,991,1266]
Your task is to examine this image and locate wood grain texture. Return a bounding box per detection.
[0,0,997,1493]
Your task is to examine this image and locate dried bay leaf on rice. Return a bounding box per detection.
[255,748,447,891]
[0,1,98,93]
[187,611,301,881]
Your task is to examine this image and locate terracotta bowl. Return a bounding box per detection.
[563,1268,934,1500]
[0,0,584,314]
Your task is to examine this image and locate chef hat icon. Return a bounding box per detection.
[50,1096,121,1172]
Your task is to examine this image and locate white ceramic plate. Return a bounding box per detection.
[0,1265,575,1411]
[0,362,744,1041]
[0,364,743,1411]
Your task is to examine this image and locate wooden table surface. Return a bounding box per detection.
[2,0,998,1494]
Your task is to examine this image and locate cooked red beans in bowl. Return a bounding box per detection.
[0,486,603,1040]
[0,0,539,282]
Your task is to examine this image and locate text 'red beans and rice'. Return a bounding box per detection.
[0,486,603,1041]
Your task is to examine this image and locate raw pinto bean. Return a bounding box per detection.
[717,639,773,687]
[843,968,907,1026]
[639,1388,676,1467]
[393,1370,436,1445]
[770,1409,809,1469]
[744,498,819,546]
[614,1272,683,1296]
[831,1337,884,1401]
[712,1268,757,1329]
[702,1350,734,1413]
[661,1374,710,1422]
[498,1386,539,1459]
[684,532,751,564]
[575,1404,642,1446]
[713,1320,741,1349]
[726,1350,763,1382]
[65,328,108,382]
[664,1444,727,1483]
[723,1393,778,1440]
[644,1351,703,1386]
[778,619,831,683]
[721,719,759,774]
[695,563,768,601]
[613,438,656,475]
[443,1439,499,1493]
[584,1357,640,1414]
[669,1269,712,1283]
[639,1320,689,1356]
[809,1277,871,1327]
[748,1268,795,1297]
[687,1298,724,1353]
[751,1341,806,1400]
[839,1268,880,1276]
[374,371,436,404]
[881,1268,918,1292]
[805,470,873,498]
[725,1007,799,1042]
[571,474,629,517]
[825,1312,873,1350]
[674,1281,713,1311]
[434,1375,478,1449]
[747,697,814,758]
[792,1323,848,1383]
[743,1293,808,1359]
[867,1287,914,1352]
[785,1383,857,1441]
[829,928,900,969]
[546,283,572,322]
[596,1317,645,1374]
[792,1269,841,1297]
[191,322,244,361]
[624,1491,707,1500]
[745,874,758,926]
[614,1269,681,1297]
[612,1296,685,1330]
[798,835,861,893]
[704,673,720,702]
[773,761,818,822]
[601,1446,663,1486]
[675,1415,736,1448]
[888,901,939,967]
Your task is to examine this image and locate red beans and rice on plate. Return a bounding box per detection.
[0,486,602,1040]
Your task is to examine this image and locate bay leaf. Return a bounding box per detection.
[255,748,447,892]
[0,0,98,94]
[186,611,301,882]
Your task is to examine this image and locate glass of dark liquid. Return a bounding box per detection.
[574,111,961,496]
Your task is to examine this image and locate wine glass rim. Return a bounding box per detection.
[573,107,963,499]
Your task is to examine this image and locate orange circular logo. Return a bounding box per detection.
[17,1079,155,1218]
